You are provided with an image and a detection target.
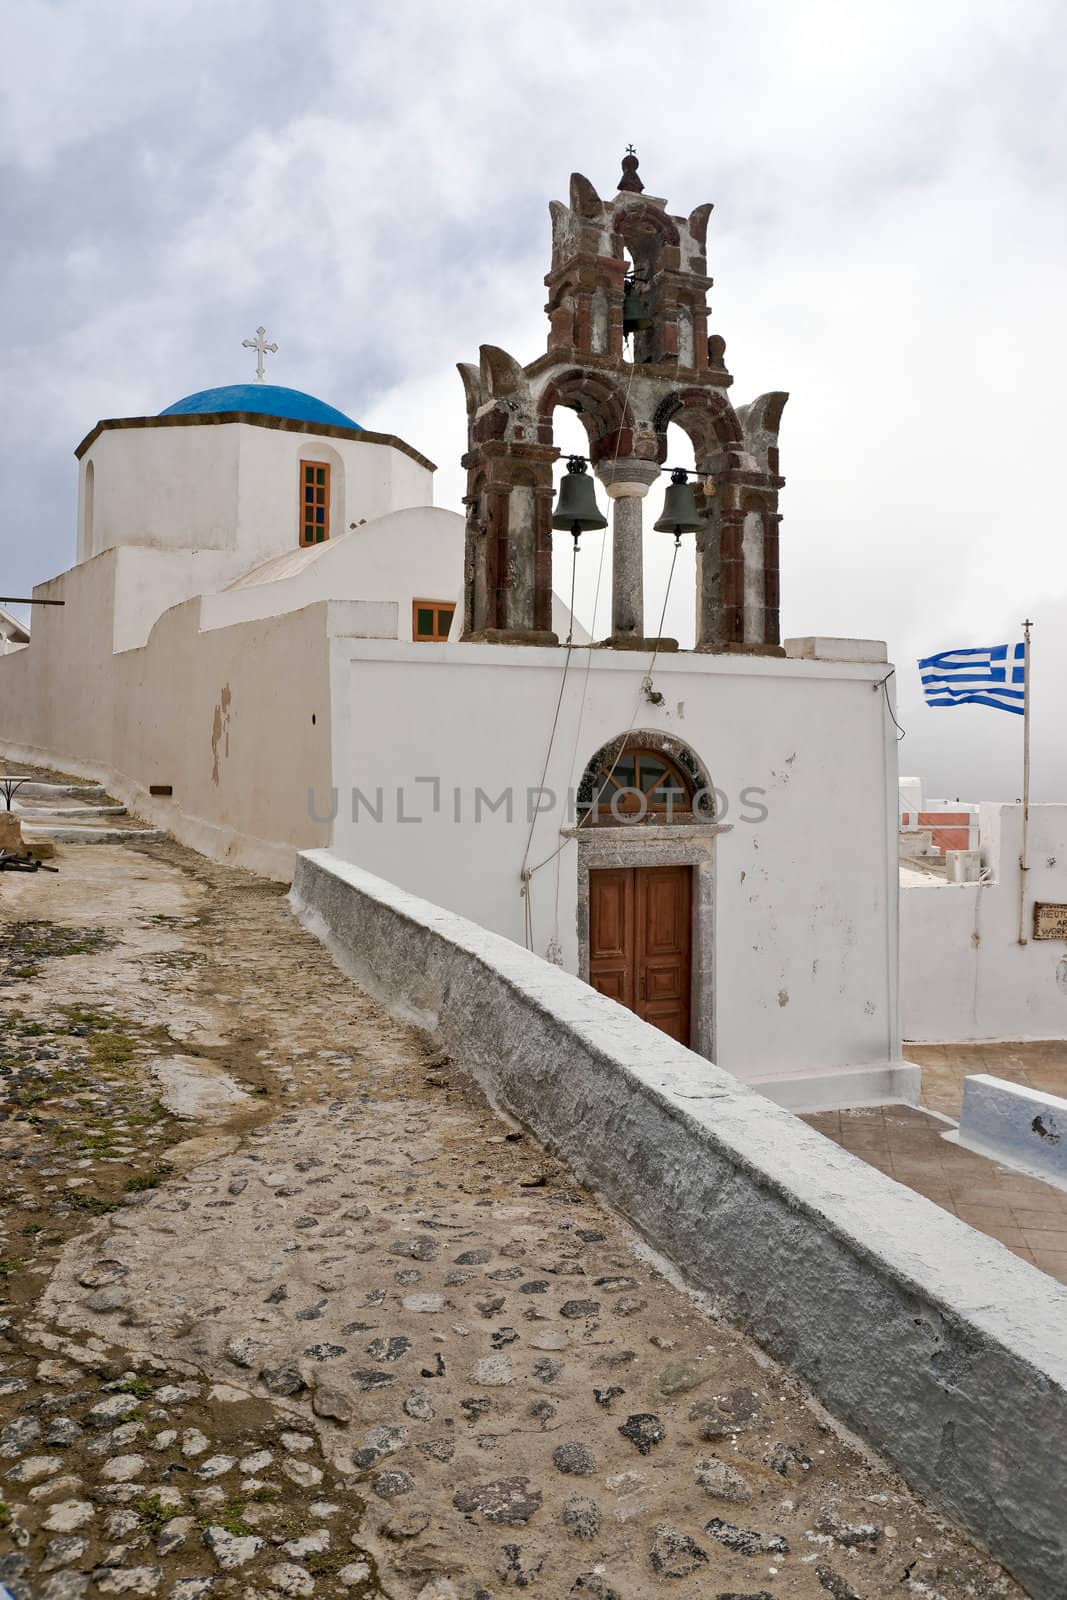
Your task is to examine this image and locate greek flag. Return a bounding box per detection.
[918,642,1026,716]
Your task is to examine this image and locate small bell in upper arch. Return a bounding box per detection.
[653,468,705,544]
[552,457,608,547]
[622,274,654,337]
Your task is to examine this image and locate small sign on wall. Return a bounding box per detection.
[1032,902,1067,941]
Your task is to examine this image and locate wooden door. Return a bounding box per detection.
[589,865,692,1046]
[637,865,692,1045]
[587,868,634,1010]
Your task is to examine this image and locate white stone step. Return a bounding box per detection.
[5,781,109,800]
[20,824,165,845]
[13,803,128,819]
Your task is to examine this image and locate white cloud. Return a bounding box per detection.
[2,0,1064,794]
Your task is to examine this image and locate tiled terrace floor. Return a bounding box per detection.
[908,1036,1067,1117]
[802,1041,1067,1286]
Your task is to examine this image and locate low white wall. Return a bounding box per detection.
[902,804,1067,1041]
[290,847,1067,1600]
[0,554,346,878]
[957,1074,1067,1187]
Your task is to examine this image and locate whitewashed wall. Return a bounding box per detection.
[77,421,433,568]
[327,640,905,1099]
[0,552,381,877]
[234,425,433,560]
[202,507,463,639]
[901,804,1067,1041]
[66,418,440,656]
[111,547,252,651]
[80,426,241,559]
[202,509,587,646]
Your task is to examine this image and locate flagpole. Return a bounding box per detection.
[1017,618,1033,946]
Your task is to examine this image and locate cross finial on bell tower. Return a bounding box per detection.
[619,144,644,193]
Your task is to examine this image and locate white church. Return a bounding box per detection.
[0,154,910,1113]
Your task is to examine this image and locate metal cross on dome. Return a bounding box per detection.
[242,325,278,383]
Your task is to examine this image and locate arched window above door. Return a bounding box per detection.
[578,734,714,825]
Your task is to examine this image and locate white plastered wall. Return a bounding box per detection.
[901,804,1067,1041]
[233,424,433,565]
[202,507,464,639]
[0,552,390,878]
[76,421,434,568]
[111,548,253,651]
[200,508,589,647]
[79,426,242,559]
[72,420,437,654]
[325,640,904,1096]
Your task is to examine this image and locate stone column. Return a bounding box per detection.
[504,485,537,632]
[719,505,745,645]
[596,460,661,643]
[610,494,644,638]
[763,511,782,648]
[694,518,721,650]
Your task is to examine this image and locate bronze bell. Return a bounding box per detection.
[653,469,705,539]
[552,457,608,538]
[622,274,654,336]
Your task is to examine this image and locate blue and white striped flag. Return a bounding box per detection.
[918,642,1026,716]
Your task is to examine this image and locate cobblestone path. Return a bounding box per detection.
[0,839,1026,1600]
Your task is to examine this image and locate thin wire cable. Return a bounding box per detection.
[551,524,607,940]
[519,537,579,946]
[648,538,680,668]
[522,350,640,947]
[528,536,682,881]
[971,864,987,1027]
[521,535,579,843]
[548,361,640,938]
[879,668,906,741]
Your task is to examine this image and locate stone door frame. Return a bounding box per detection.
[573,821,729,1062]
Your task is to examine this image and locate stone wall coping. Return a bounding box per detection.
[335,637,896,682]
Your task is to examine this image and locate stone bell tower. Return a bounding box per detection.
[458,151,788,651]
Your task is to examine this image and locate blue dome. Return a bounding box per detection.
[160,383,361,430]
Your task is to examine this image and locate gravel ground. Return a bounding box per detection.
[0,832,1028,1600]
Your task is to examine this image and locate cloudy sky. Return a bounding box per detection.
[3,0,1065,799]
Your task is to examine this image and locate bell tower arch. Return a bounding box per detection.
[458,151,788,652]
